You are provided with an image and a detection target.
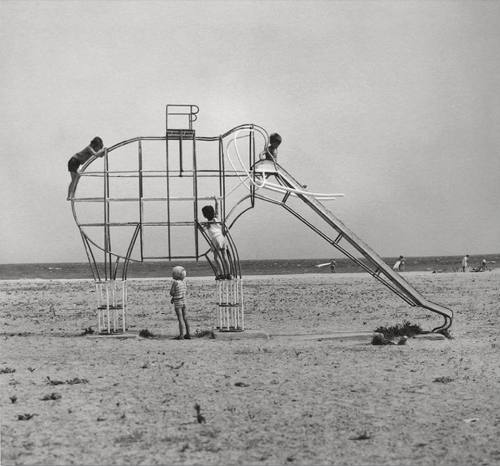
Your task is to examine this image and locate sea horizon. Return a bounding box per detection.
[1,253,498,280]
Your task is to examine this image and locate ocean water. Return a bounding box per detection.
[0,254,498,280]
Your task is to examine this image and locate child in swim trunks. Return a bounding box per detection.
[170,266,191,340]
[201,197,232,279]
[67,137,106,200]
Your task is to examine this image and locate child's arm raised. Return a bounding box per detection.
[213,195,219,219]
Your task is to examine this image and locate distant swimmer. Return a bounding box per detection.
[461,254,469,272]
[393,255,405,272]
[67,137,106,200]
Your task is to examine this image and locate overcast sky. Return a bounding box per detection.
[1,0,499,263]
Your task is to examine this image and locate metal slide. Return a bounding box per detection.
[251,160,453,335]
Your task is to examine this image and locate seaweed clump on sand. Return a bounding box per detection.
[139,329,155,338]
[372,320,424,345]
[194,329,215,339]
[375,321,424,339]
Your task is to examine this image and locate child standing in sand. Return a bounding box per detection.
[461,254,469,272]
[201,197,232,279]
[170,266,190,340]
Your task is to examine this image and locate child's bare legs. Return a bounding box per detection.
[174,305,190,339]
[220,248,232,278]
[212,250,224,277]
[67,172,79,200]
[174,306,184,338]
[181,306,190,339]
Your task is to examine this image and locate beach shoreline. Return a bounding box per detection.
[1,268,498,284]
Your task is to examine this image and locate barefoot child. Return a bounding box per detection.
[201,197,232,279]
[170,266,191,339]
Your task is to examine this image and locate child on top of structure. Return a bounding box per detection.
[201,196,232,280]
[170,266,190,340]
[259,132,282,161]
[67,137,106,200]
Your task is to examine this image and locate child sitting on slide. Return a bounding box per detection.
[201,197,232,280]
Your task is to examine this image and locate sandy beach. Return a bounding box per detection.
[1,270,499,465]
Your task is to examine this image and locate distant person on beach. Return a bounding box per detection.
[473,258,488,272]
[259,132,282,161]
[201,197,232,279]
[480,258,487,271]
[170,266,190,340]
[461,255,469,272]
[67,137,106,200]
[393,255,405,272]
[329,259,336,273]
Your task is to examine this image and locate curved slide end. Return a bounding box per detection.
[419,300,454,337]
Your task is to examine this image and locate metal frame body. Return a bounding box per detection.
[70,105,453,335]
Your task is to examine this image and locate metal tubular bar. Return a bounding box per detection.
[250,130,256,207]
[179,135,183,175]
[78,221,196,227]
[96,283,102,333]
[220,137,226,222]
[80,231,100,282]
[166,138,171,260]
[74,195,225,203]
[103,149,110,281]
[112,256,120,281]
[122,282,126,332]
[282,191,291,204]
[241,279,245,330]
[224,226,241,278]
[106,283,110,334]
[193,137,199,260]
[112,281,117,329]
[138,140,144,261]
[218,137,223,215]
[122,224,141,281]
[142,255,204,260]
[80,170,249,179]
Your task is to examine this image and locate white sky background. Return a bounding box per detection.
[1,0,499,263]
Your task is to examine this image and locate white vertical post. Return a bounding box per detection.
[122,281,126,332]
[106,283,111,334]
[111,280,117,332]
[96,283,101,334]
[240,279,244,330]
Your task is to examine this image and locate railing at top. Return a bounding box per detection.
[166,104,200,130]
